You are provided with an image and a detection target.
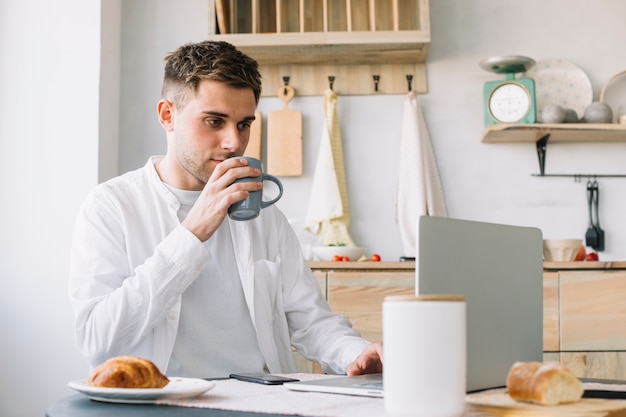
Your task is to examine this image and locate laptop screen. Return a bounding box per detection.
[417,216,544,392]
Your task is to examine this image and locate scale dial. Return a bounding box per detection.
[488,82,532,123]
[480,55,537,125]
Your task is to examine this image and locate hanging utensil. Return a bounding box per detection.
[585,180,599,249]
[592,180,605,251]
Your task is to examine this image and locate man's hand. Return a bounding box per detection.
[346,342,383,376]
[182,157,262,242]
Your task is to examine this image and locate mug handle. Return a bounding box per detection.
[260,174,283,208]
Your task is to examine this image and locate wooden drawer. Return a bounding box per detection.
[560,270,626,351]
[327,271,415,342]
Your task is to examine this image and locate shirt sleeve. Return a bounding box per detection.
[68,188,209,367]
[276,213,371,374]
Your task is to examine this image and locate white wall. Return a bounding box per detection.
[0,1,104,416]
[120,0,626,261]
[2,1,626,416]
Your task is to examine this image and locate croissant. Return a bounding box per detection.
[506,361,583,406]
[88,356,169,388]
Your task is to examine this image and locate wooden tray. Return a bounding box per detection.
[466,391,626,417]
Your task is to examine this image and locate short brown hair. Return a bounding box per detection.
[162,41,262,107]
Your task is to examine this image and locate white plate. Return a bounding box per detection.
[522,58,593,122]
[68,377,215,404]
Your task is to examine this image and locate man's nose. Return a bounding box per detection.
[221,125,243,151]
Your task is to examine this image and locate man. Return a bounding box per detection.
[68,40,382,378]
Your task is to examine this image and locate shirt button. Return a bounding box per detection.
[167,311,177,320]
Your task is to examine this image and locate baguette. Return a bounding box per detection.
[88,356,169,388]
[506,361,583,406]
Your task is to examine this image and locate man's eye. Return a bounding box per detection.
[207,118,223,127]
[237,121,252,130]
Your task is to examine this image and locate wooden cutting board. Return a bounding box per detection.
[267,85,302,176]
[466,390,626,416]
[244,111,262,160]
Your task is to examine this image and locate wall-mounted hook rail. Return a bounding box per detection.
[532,133,626,179]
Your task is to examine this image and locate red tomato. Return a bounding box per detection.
[370,253,381,262]
[341,256,350,262]
[574,245,586,261]
[332,255,342,262]
[585,251,599,261]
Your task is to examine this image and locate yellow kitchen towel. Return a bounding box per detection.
[305,89,357,247]
[395,91,447,256]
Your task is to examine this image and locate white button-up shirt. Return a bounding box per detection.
[68,157,369,375]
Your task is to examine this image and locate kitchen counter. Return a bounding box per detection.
[310,260,626,272]
[543,261,626,270]
[307,261,415,271]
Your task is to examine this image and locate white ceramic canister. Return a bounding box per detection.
[383,294,466,417]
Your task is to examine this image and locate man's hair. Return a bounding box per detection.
[162,40,262,107]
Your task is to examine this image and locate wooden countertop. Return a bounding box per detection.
[466,389,626,416]
[308,261,415,271]
[309,260,626,272]
[543,261,626,271]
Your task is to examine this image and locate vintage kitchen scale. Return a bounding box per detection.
[480,55,537,125]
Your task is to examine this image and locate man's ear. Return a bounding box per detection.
[157,99,174,132]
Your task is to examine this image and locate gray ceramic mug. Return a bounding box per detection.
[228,157,283,221]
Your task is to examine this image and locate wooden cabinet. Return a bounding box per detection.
[208,0,430,95]
[299,260,626,379]
[293,261,415,372]
[543,262,626,379]
[543,271,560,352]
[310,261,415,341]
[325,265,415,342]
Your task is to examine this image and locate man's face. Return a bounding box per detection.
[166,79,257,190]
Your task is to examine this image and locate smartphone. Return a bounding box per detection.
[229,373,300,385]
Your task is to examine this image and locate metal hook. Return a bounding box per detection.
[406,74,413,92]
[373,75,380,92]
[282,76,290,95]
[328,76,335,91]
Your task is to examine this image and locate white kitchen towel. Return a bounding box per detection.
[305,89,357,247]
[395,91,447,257]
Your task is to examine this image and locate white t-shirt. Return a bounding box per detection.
[164,185,265,378]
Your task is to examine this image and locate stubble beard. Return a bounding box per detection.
[176,147,235,188]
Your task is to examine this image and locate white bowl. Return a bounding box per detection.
[311,246,365,261]
[543,239,583,262]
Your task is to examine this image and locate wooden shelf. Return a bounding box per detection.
[482,123,626,143]
[208,0,430,96]
[482,124,626,177]
[215,32,429,66]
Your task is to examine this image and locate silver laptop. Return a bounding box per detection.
[285,216,543,397]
